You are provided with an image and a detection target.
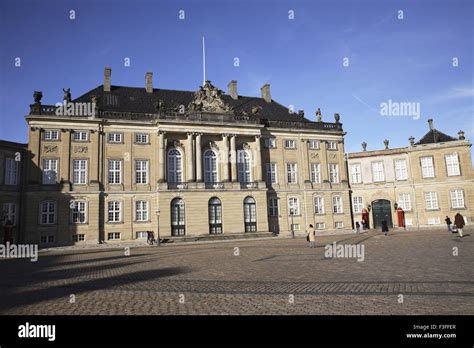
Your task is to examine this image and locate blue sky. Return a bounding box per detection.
[1,0,473,155]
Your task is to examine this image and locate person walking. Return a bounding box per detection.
[355,221,360,233]
[307,224,316,248]
[381,219,389,236]
[454,213,465,238]
[445,216,452,232]
[3,220,13,244]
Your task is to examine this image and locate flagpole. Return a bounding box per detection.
[202,36,206,86]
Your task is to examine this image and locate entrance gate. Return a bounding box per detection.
[372,199,393,229]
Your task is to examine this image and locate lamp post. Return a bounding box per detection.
[290,208,295,238]
[155,208,161,246]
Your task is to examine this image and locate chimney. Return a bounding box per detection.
[428,118,434,130]
[228,80,238,100]
[261,84,271,103]
[145,72,153,93]
[104,67,111,92]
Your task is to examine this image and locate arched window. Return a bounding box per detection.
[168,148,183,183]
[238,150,252,183]
[208,197,223,234]
[243,196,257,232]
[171,198,185,236]
[204,149,218,183]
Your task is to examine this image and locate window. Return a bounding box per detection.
[73,131,88,141]
[40,201,56,224]
[264,138,276,149]
[136,231,148,239]
[335,222,344,229]
[328,164,339,183]
[446,154,460,176]
[168,149,183,183]
[286,163,297,184]
[314,196,324,214]
[73,159,87,184]
[332,196,343,214]
[3,203,17,225]
[43,130,59,140]
[135,200,148,222]
[421,157,435,178]
[71,201,87,223]
[268,197,279,216]
[108,160,122,184]
[288,197,300,216]
[107,201,121,222]
[372,161,385,182]
[108,232,121,240]
[72,234,85,242]
[350,164,361,184]
[243,197,257,232]
[424,192,439,210]
[5,158,18,185]
[310,163,321,184]
[208,197,223,234]
[135,133,149,144]
[316,222,325,230]
[108,133,123,143]
[266,163,277,184]
[284,139,296,149]
[238,151,252,183]
[398,193,411,211]
[291,224,300,231]
[42,159,58,184]
[327,141,337,150]
[135,160,148,184]
[450,189,465,209]
[171,198,186,236]
[427,217,441,225]
[204,150,218,183]
[352,196,363,213]
[405,218,413,226]
[308,140,319,149]
[40,235,55,243]
[394,159,408,180]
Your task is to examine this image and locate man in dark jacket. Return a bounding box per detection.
[381,220,389,236]
[454,213,465,238]
[445,216,452,232]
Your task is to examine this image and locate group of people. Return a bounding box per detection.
[445,213,466,238]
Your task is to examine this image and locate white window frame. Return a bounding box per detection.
[328,164,339,183]
[286,163,297,184]
[310,163,321,184]
[352,196,363,214]
[398,193,412,211]
[266,163,278,184]
[268,197,279,217]
[168,148,184,183]
[73,159,88,185]
[70,201,87,224]
[288,197,300,216]
[5,158,18,185]
[135,160,148,184]
[204,149,219,183]
[108,232,121,240]
[42,159,58,184]
[316,222,325,230]
[314,196,324,214]
[40,201,56,225]
[335,221,344,229]
[421,156,435,178]
[73,131,88,142]
[108,133,123,143]
[327,141,337,150]
[135,133,149,144]
[284,139,296,149]
[107,201,122,222]
[394,159,408,181]
[238,150,252,183]
[445,153,460,176]
[424,192,439,210]
[135,200,149,222]
[450,189,465,209]
[108,160,122,184]
[43,129,59,141]
[350,164,362,184]
[332,196,343,214]
[72,234,86,242]
[372,161,385,182]
[308,140,319,150]
[264,138,276,149]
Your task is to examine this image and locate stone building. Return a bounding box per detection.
[347,119,473,229]
[15,68,351,245]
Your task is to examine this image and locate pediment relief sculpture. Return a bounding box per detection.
[188,80,231,113]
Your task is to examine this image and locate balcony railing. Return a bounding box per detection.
[240,181,258,189]
[205,182,225,190]
[167,182,188,190]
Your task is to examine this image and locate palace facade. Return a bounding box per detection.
[1,68,351,245]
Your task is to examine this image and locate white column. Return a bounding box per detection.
[222,134,229,182]
[196,133,202,182]
[254,135,262,182]
[230,134,237,182]
[187,132,194,182]
[158,131,166,182]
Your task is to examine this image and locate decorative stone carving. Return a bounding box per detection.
[74,146,88,153]
[298,110,304,118]
[188,80,231,113]
[63,88,71,102]
[458,130,465,140]
[315,108,322,122]
[242,142,251,150]
[329,153,337,159]
[44,145,58,153]
[310,153,319,159]
[334,113,340,123]
[251,106,262,115]
[33,91,43,104]
[209,141,219,151]
[91,95,98,104]
[408,136,415,146]
[154,99,165,111]
[171,140,184,150]
[384,139,389,149]
[361,142,367,151]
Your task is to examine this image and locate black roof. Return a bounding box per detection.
[415,129,457,145]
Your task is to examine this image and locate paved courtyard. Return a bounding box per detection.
[0,228,473,315]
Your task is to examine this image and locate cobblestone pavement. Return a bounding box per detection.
[0,228,472,315]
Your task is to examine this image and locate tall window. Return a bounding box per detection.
[372,161,385,182]
[450,190,465,209]
[394,159,408,180]
[350,164,361,184]
[332,196,343,214]
[3,203,17,225]
[168,149,183,183]
[40,201,56,224]
[73,159,87,184]
[398,193,411,211]
[268,197,279,216]
[135,200,148,221]
[42,159,58,184]
[238,151,252,183]
[204,150,218,183]
[310,163,321,184]
[5,158,18,185]
[314,196,324,214]
[243,197,257,232]
[171,198,186,236]
[108,160,122,184]
[352,196,363,213]
[328,164,339,183]
[266,163,277,184]
[421,157,435,178]
[108,201,121,222]
[288,197,300,216]
[286,163,297,184]
[446,154,460,176]
[71,201,87,223]
[208,197,223,234]
[424,192,439,210]
[135,160,148,184]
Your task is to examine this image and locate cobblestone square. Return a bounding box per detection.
[0,228,473,315]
